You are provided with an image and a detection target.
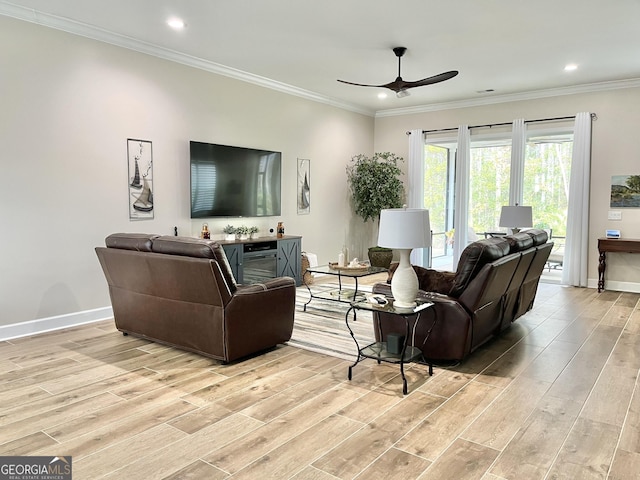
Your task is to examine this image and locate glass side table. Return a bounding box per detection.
[345,297,435,395]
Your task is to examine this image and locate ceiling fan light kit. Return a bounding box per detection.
[337,46,458,96]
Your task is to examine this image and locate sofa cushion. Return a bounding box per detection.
[105,233,158,252]
[152,236,237,291]
[449,238,511,298]
[503,232,534,253]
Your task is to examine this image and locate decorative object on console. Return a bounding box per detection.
[249,226,259,239]
[297,158,311,214]
[277,222,285,238]
[499,205,532,234]
[236,225,249,240]
[223,224,236,241]
[127,138,154,220]
[201,223,210,239]
[377,207,431,308]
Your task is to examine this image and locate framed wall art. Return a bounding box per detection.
[297,158,310,214]
[127,138,154,220]
[610,175,640,208]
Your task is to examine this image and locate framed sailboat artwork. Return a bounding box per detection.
[127,138,154,220]
[297,158,310,215]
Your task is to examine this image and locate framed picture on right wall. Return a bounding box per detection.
[297,158,310,214]
[610,175,640,207]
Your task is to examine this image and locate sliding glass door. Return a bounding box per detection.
[423,127,573,273]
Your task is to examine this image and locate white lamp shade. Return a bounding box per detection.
[377,208,431,249]
[499,206,533,229]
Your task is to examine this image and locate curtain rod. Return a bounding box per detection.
[407,113,597,136]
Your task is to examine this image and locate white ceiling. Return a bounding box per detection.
[2,0,640,116]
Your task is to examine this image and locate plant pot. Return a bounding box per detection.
[239,234,249,240]
[368,247,393,269]
[225,234,236,241]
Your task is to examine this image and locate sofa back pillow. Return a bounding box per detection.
[105,233,158,252]
[503,232,534,254]
[152,236,237,292]
[449,237,511,298]
[524,228,549,246]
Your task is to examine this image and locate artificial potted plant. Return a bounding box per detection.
[249,226,259,239]
[223,224,236,241]
[236,225,249,240]
[346,152,405,268]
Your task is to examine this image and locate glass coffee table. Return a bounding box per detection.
[302,264,387,311]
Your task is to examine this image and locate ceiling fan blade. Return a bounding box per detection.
[337,79,387,88]
[403,70,459,88]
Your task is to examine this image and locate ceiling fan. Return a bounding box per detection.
[337,47,458,97]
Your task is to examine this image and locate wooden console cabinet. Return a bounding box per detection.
[220,235,302,286]
[597,237,640,292]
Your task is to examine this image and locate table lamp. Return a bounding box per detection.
[499,205,533,234]
[377,207,431,308]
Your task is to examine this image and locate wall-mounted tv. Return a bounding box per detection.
[190,141,282,218]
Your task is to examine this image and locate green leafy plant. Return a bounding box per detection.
[223,224,236,234]
[346,152,405,222]
[236,225,249,235]
[249,226,259,234]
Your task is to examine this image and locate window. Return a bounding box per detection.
[424,126,574,270]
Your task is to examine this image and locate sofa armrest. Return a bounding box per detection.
[372,283,473,361]
[223,277,296,361]
[387,263,455,295]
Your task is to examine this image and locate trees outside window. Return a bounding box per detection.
[424,131,573,263]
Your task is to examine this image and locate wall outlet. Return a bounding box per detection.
[608,210,622,220]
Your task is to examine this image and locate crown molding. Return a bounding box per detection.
[0,2,375,117]
[375,78,640,118]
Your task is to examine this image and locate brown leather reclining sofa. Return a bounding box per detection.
[372,229,552,362]
[95,233,296,363]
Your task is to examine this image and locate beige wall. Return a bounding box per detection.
[374,88,640,290]
[0,16,374,327]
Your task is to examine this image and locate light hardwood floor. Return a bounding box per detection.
[1,283,639,479]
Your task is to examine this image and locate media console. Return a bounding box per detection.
[220,235,302,286]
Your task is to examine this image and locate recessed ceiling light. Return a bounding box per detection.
[378,92,388,99]
[564,64,578,72]
[167,17,186,30]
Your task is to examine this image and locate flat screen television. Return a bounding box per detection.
[190,141,282,218]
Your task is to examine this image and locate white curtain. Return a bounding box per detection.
[407,129,427,265]
[453,125,470,267]
[562,112,592,287]
[509,118,526,205]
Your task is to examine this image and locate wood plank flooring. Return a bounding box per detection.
[1,283,639,479]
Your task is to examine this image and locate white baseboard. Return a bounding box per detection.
[587,278,640,293]
[0,307,113,341]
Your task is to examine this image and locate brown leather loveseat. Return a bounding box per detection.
[372,229,552,363]
[95,233,296,363]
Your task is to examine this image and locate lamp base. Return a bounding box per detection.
[390,249,418,308]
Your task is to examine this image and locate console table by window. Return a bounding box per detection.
[597,238,640,292]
